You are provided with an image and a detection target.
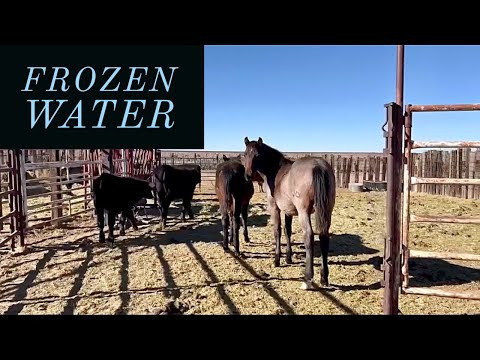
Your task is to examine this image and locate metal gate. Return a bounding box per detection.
[112,149,155,180]
[383,45,480,314]
[0,150,25,251]
[401,104,480,301]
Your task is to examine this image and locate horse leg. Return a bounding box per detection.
[284,214,293,264]
[228,201,235,245]
[319,233,330,286]
[233,199,242,256]
[270,206,282,267]
[97,207,105,243]
[221,209,230,251]
[229,219,234,245]
[241,203,250,243]
[298,211,314,290]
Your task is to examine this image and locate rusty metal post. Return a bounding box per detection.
[88,149,96,218]
[121,149,127,177]
[14,150,25,249]
[18,149,28,229]
[396,45,404,108]
[7,150,16,251]
[0,168,3,231]
[402,110,412,288]
[51,149,63,224]
[383,45,405,315]
[383,103,404,315]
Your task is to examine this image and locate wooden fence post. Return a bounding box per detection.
[0,168,3,231]
[19,150,28,228]
[14,150,25,249]
[51,149,63,225]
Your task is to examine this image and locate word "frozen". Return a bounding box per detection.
[22,66,179,130]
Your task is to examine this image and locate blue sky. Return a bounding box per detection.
[203,45,480,153]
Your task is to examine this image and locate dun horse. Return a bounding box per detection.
[243,137,336,290]
[215,154,254,256]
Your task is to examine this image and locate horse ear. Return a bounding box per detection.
[244,137,250,145]
[258,137,263,145]
[223,154,228,161]
[236,155,241,159]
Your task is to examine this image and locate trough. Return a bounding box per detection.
[363,181,387,192]
[348,183,364,192]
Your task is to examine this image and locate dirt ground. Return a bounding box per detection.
[1,187,480,315]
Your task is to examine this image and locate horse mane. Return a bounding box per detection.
[261,142,293,166]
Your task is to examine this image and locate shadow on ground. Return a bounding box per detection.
[327,234,378,257]
[407,258,480,287]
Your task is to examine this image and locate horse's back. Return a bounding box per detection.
[216,160,253,203]
[276,157,335,213]
[289,157,334,184]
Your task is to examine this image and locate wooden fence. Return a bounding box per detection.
[411,148,480,199]
[3,148,480,248]
[159,151,389,188]
[158,149,480,199]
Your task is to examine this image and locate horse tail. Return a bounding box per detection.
[312,165,332,236]
[222,170,235,214]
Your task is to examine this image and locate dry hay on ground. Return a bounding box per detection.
[1,188,480,315]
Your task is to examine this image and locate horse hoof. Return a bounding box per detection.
[274,259,280,267]
[119,230,126,236]
[223,246,229,252]
[320,278,329,287]
[286,257,293,265]
[300,281,315,290]
[234,251,241,258]
[244,237,250,243]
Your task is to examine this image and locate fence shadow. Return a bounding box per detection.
[115,246,130,315]
[325,233,378,257]
[122,217,224,248]
[226,248,296,315]
[187,243,240,314]
[3,249,56,315]
[133,202,215,225]
[61,248,94,315]
[408,258,480,288]
[329,255,383,270]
